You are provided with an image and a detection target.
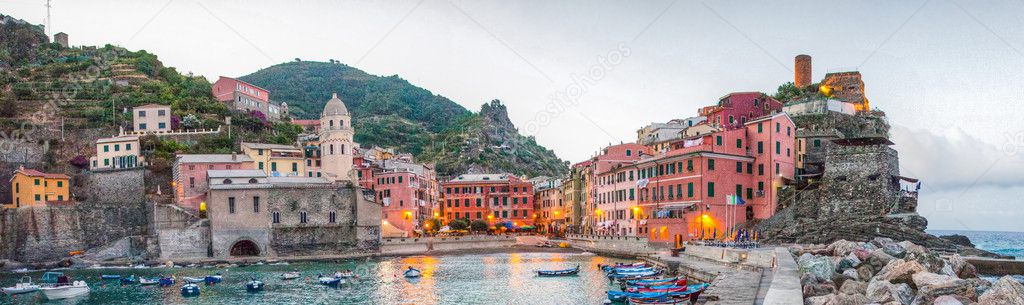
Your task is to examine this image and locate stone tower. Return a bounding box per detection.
[794,54,812,88]
[54,32,68,48]
[319,93,354,182]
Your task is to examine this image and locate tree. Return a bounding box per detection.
[423,218,442,233]
[449,218,470,231]
[773,81,801,101]
[470,219,489,232]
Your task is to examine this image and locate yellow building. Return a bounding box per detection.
[240,142,305,177]
[7,166,71,208]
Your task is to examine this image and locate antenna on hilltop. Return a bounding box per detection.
[45,0,52,36]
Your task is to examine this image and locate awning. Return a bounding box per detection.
[896,175,919,183]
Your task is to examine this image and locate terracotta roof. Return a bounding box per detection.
[293,119,320,126]
[15,168,70,180]
[218,76,269,93]
[96,136,139,144]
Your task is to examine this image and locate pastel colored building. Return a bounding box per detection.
[700,92,784,129]
[532,178,566,234]
[90,136,144,170]
[132,104,172,132]
[211,76,287,120]
[241,142,305,177]
[440,174,535,228]
[590,143,650,236]
[371,160,439,236]
[7,166,71,208]
[637,117,706,154]
[293,119,321,133]
[172,154,255,211]
[636,113,796,246]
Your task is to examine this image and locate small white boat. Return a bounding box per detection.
[39,281,89,300]
[336,271,356,278]
[404,268,422,278]
[12,268,31,273]
[183,277,205,284]
[318,276,344,286]
[139,278,159,285]
[281,272,301,280]
[2,276,39,295]
[180,283,200,297]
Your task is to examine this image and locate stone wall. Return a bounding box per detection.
[0,168,150,263]
[816,144,901,217]
[157,225,210,260]
[566,234,657,256]
[380,235,517,255]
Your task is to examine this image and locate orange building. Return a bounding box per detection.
[7,166,71,208]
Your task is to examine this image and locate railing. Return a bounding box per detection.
[120,126,222,136]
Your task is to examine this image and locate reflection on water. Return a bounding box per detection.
[0,252,621,305]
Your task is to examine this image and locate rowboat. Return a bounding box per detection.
[2,276,39,295]
[537,265,580,277]
[120,275,136,284]
[180,283,200,297]
[404,267,422,278]
[158,277,176,287]
[204,274,223,284]
[625,276,685,287]
[608,291,679,303]
[607,267,656,274]
[608,270,662,279]
[100,274,121,280]
[281,271,301,280]
[625,285,687,293]
[183,277,205,284]
[39,281,89,300]
[318,276,344,286]
[139,278,159,285]
[335,271,356,278]
[625,284,707,305]
[245,278,264,292]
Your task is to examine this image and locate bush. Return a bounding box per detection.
[448,218,469,231]
[470,219,489,232]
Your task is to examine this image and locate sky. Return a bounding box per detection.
[4,0,1024,231]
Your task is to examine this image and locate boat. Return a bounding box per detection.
[100,274,121,280]
[2,276,40,295]
[607,266,656,274]
[608,270,662,280]
[245,278,264,292]
[537,265,580,277]
[180,283,200,297]
[139,278,159,286]
[39,281,89,300]
[403,267,422,278]
[625,285,688,293]
[183,277,205,284]
[608,291,676,303]
[625,277,685,287]
[624,284,707,305]
[204,274,223,285]
[12,268,30,273]
[318,275,343,286]
[281,271,301,280]
[335,271,356,278]
[158,277,176,287]
[120,275,137,284]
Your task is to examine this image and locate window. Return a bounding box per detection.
[126,143,132,151]
[271,162,277,172]
[138,123,147,130]
[716,136,722,146]
[776,141,781,154]
[736,184,742,197]
[758,164,764,176]
[757,142,763,154]
[629,189,635,200]
[158,109,166,116]
[228,197,236,213]
[14,183,18,193]
[57,195,63,201]
[35,194,40,201]
[814,139,821,147]
[736,161,743,173]
[189,177,195,188]
[776,163,780,174]
[103,145,109,152]
[329,211,337,223]
[687,183,694,197]
[776,122,780,133]
[300,212,308,224]
[291,162,298,172]
[746,188,753,200]
[34,179,40,185]
[138,110,146,117]
[746,163,753,174]
[707,182,715,197]
[736,139,742,148]
[114,144,120,151]
[757,122,763,133]
[253,197,260,213]
[158,122,166,129]
[758,181,764,191]
[476,198,482,207]
[626,149,632,156]
[258,149,264,155]
[687,160,693,171]
[258,162,264,170]
[708,159,715,170]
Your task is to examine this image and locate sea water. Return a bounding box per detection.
[0,252,622,305]
[930,229,1024,283]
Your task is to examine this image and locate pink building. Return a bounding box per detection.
[211,76,287,120]
[370,161,439,235]
[441,174,536,228]
[700,92,784,129]
[172,154,255,211]
[591,143,650,236]
[635,113,796,246]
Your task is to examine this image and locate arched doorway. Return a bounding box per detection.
[230,240,260,257]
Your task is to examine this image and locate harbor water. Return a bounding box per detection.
[0,252,622,305]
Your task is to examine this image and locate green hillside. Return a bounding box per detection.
[241,61,568,177]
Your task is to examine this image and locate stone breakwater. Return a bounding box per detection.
[794,238,1024,305]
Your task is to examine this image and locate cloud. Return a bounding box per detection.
[891,125,1024,190]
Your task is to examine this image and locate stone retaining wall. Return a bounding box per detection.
[565,234,656,256]
[380,235,517,255]
[682,245,778,269]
